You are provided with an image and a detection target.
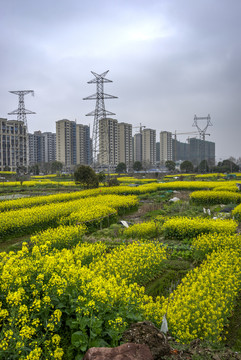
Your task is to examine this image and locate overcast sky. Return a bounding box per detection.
[1,0,241,160]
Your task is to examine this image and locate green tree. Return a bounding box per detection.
[198,160,209,173]
[165,160,176,172]
[115,162,126,174]
[40,162,51,175]
[98,171,106,184]
[16,165,27,176]
[29,164,40,175]
[108,177,120,187]
[180,160,194,173]
[51,161,63,174]
[74,165,99,189]
[133,161,142,171]
[218,159,239,173]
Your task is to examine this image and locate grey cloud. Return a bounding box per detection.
[1,0,241,159]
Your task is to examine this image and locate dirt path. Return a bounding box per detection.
[0,235,30,252]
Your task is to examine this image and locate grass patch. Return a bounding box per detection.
[138,190,173,203]
[142,200,205,220]
[0,235,31,252]
[145,258,194,298]
[225,293,241,351]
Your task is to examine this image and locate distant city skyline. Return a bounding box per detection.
[1,0,241,160]
[0,116,217,172]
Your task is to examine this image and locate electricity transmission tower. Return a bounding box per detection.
[193,114,212,141]
[83,71,117,167]
[8,90,35,132]
[193,114,212,171]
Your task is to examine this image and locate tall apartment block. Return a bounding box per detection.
[142,128,156,167]
[134,133,142,163]
[99,118,118,167]
[0,118,27,171]
[156,142,160,164]
[189,138,215,166]
[160,131,172,165]
[28,131,56,166]
[118,122,132,167]
[56,119,76,171]
[172,138,189,162]
[173,137,215,165]
[76,124,91,165]
[42,132,56,163]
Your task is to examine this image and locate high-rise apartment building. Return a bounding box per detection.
[156,142,160,164]
[172,137,215,165]
[42,132,56,163]
[28,131,43,166]
[56,119,76,171]
[99,118,118,167]
[160,131,172,165]
[189,138,215,166]
[28,131,56,166]
[76,124,91,165]
[0,118,27,171]
[172,138,189,162]
[134,133,142,163]
[28,132,37,166]
[118,122,132,167]
[142,128,156,167]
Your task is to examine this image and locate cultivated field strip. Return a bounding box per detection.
[0,194,138,241]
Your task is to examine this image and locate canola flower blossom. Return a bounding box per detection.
[0,194,138,240]
[0,179,54,187]
[195,173,226,179]
[192,233,241,259]
[0,241,162,358]
[60,205,117,228]
[0,186,144,213]
[190,190,241,205]
[123,215,237,240]
[117,177,157,184]
[90,241,167,285]
[162,216,237,240]
[1,232,241,355]
[30,224,87,250]
[232,203,241,221]
[123,221,162,239]
[157,249,241,343]
[0,179,238,214]
[1,177,241,356]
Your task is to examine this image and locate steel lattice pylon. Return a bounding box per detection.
[8,90,35,132]
[193,114,213,171]
[83,71,117,167]
[193,114,212,141]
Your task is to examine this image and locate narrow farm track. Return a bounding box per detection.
[0,235,30,252]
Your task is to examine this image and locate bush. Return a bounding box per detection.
[74,165,99,189]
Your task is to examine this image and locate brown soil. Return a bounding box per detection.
[122,322,241,360]
[122,321,171,360]
[172,191,191,201]
[123,202,164,224]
